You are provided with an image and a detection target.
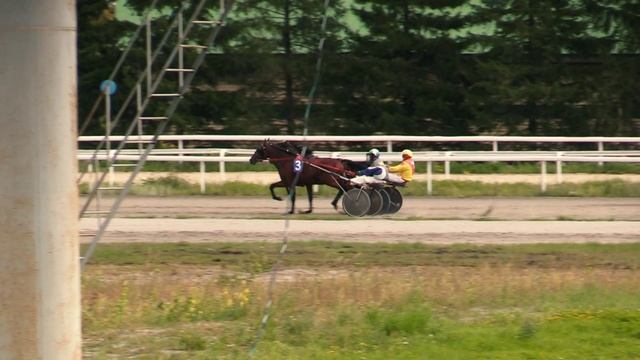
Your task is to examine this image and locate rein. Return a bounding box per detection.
[259,142,351,181]
[263,154,349,178]
[306,162,350,181]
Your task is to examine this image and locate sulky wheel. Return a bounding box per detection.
[384,187,403,214]
[376,188,391,214]
[342,188,371,217]
[366,188,384,216]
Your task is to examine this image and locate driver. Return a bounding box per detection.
[366,148,385,167]
[352,148,387,183]
[387,149,415,183]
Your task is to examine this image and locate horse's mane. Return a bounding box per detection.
[271,140,314,157]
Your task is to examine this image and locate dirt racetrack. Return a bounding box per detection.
[80,196,640,244]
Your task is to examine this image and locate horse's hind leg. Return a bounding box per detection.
[331,189,344,211]
[300,184,313,214]
[270,181,285,201]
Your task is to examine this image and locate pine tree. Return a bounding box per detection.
[583,0,640,135]
[219,0,349,134]
[329,0,473,136]
[77,0,136,135]
[471,0,605,135]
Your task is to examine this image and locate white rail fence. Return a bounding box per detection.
[78,147,640,194]
[79,134,640,153]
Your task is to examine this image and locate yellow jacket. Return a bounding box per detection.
[388,159,415,182]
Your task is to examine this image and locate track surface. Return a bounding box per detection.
[80,197,640,244]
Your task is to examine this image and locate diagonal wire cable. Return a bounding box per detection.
[78,0,160,137]
[80,0,235,270]
[248,0,331,357]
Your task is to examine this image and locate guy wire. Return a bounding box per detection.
[248,0,332,357]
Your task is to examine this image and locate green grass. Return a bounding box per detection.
[82,242,640,359]
[444,161,640,175]
[80,176,640,197]
[82,242,640,270]
[79,160,640,174]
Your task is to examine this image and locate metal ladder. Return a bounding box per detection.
[79,0,233,269]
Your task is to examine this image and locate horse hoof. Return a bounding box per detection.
[273,196,283,201]
[331,202,338,210]
[299,210,313,214]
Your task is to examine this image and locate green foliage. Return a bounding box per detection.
[77,0,640,138]
[546,179,640,197]
[138,175,195,195]
[381,305,433,336]
[79,173,640,197]
[517,319,537,340]
[178,332,207,351]
[82,241,640,358]
[83,242,640,270]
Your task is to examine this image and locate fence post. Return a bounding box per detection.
[219,149,226,182]
[178,139,184,164]
[387,140,393,152]
[200,161,206,194]
[556,152,563,184]
[427,160,433,195]
[597,141,604,166]
[444,152,451,180]
[540,161,547,193]
[492,141,498,152]
[108,149,115,187]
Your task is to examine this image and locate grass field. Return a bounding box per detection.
[82,242,640,359]
[78,175,640,198]
[81,160,640,175]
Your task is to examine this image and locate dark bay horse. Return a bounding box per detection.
[249,140,355,214]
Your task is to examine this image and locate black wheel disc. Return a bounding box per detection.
[342,188,371,217]
[384,187,403,214]
[366,189,384,215]
[377,188,391,214]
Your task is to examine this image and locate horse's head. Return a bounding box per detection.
[249,140,269,165]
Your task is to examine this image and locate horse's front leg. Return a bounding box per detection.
[331,189,343,211]
[300,184,313,214]
[287,186,296,214]
[269,181,286,201]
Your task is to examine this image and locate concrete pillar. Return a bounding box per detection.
[0,1,81,359]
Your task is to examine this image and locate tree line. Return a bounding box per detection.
[78,0,640,138]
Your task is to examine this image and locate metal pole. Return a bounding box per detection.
[0,0,81,358]
[106,90,114,186]
[178,11,184,89]
[136,84,143,154]
[146,15,152,95]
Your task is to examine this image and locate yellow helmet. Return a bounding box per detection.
[401,149,413,158]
